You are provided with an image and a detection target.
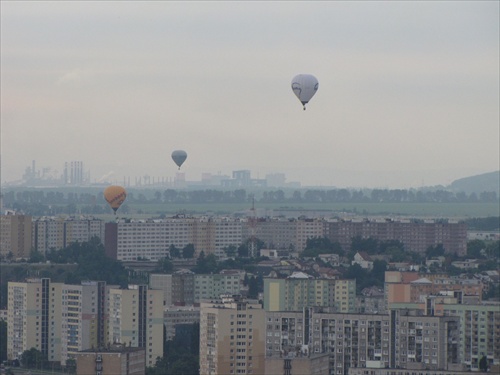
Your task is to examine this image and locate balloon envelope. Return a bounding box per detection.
[291,74,319,110]
[103,185,127,213]
[171,150,188,169]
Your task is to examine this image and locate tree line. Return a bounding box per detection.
[3,186,498,208]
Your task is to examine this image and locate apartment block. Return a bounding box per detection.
[195,273,242,303]
[105,217,242,261]
[107,285,163,367]
[31,216,105,254]
[200,295,266,375]
[390,308,460,371]
[164,306,200,341]
[149,271,241,306]
[267,307,461,375]
[0,213,32,259]
[75,345,146,375]
[263,272,356,313]
[60,281,107,365]
[7,278,62,362]
[443,303,500,371]
[326,218,467,256]
[265,309,392,375]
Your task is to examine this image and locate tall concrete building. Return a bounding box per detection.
[267,307,461,375]
[263,272,356,313]
[200,295,266,375]
[0,213,32,259]
[195,273,242,303]
[149,270,195,306]
[390,300,500,371]
[7,278,63,362]
[389,308,460,371]
[32,216,105,254]
[60,281,107,365]
[164,306,200,341]
[326,218,467,256]
[149,271,242,306]
[107,285,163,367]
[266,309,393,374]
[105,217,242,261]
[242,217,324,253]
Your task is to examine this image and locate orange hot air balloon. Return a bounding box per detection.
[104,185,127,214]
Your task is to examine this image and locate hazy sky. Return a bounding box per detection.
[1,1,499,188]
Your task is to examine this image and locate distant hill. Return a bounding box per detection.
[448,171,499,194]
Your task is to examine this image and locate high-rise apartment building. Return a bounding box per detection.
[105,217,242,261]
[326,218,467,256]
[149,271,242,306]
[32,216,105,254]
[263,272,356,313]
[267,307,461,375]
[390,308,460,371]
[164,306,200,341]
[200,295,266,375]
[107,285,163,367]
[7,278,63,362]
[60,281,107,365]
[149,270,195,306]
[195,273,241,303]
[0,213,32,259]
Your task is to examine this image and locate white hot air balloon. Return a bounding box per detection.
[291,74,319,110]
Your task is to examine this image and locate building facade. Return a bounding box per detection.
[200,295,266,375]
[31,216,105,254]
[7,278,62,362]
[0,213,32,259]
[263,273,356,313]
[326,218,467,256]
[75,345,146,375]
[107,285,163,367]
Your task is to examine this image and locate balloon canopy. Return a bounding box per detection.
[171,150,188,169]
[103,185,127,214]
[291,74,319,110]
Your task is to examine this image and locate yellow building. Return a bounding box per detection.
[107,285,163,367]
[200,295,266,375]
[76,345,145,375]
[7,278,62,362]
[0,213,32,259]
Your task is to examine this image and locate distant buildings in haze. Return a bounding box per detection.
[7,160,301,188]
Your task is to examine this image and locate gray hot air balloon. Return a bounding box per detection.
[291,74,319,110]
[171,150,188,170]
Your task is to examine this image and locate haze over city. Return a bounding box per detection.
[1,1,499,189]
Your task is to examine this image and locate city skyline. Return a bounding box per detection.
[1,2,499,189]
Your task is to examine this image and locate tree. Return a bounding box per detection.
[66,358,77,374]
[20,348,46,369]
[169,244,181,258]
[194,251,218,274]
[157,257,174,273]
[224,245,237,258]
[479,355,488,372]
[182,244,195,259]
[426,244,445,259]
[28,250,44,263]
[302,237,344,258]
[371,260,387,284]
[467,239,485,259]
